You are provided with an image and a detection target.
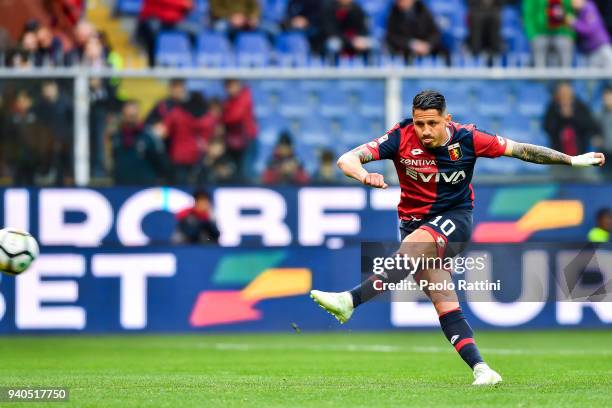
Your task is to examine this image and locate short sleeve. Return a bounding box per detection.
[473,128,507,158]
[365,126,401,160]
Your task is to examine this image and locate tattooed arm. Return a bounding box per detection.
[337,144,388,188]
[503,140,605,167]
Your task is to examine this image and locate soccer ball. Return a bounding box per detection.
[0,228,39,275]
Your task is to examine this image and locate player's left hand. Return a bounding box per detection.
[571,152,606,167]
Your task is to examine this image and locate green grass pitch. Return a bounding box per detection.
[0,330,610,407]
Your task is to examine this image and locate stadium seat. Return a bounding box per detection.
[258,115,292,146]
[359,85,385,118]
[196,31,233,66]
[236,32,271,66]
[278,87,313,118]
[185,0,209,24]
[299,119,333,146]
[185,80,225,99]
[476,83,513,116]
[276,32,310,66]
[155,31,193,67]
[319,88,351,118]
[260,0,288,25]
[340,117,373,145]
[115,0,142,15]
[516,82,549,117]
[299,80,333,94]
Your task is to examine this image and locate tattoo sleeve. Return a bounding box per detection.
[511,142,572,165]
[351,144,374,164]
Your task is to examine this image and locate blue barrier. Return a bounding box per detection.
[0,184,610,247]
[0,244,610,333]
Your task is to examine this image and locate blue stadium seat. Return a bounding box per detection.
[319,88,351,118]
[276,32,310,66]
[444,88,473,118]
[185,80,225,99]
[196,31,232,66]
[260,0,288,25]
[258,115,292,146]
[337,80,369,93]
[257,79,289,92]
[155,31,193,67]
[358,0,391,40]
[516,82,549,117]
[359,85,385,118]
[341,117,373,145]
[278,87,313,117]
[476,83,513,116]
[115,0,142,15]
[292,143,318,174]
[299,80,333,94]
[236,32,271,66]
[255,143,276,175]
[300,119,333,146]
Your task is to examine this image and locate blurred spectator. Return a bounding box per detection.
[200,136,240,184]
[137,0,195,67]
[89,77,120,177]
[146,78,189,125]
[587,208,611,242]
[544,82,600,156]
[68,20,96,64]
[18,31,39,65]
[34,80,73,185]
[314,149,341,184]
[8,49,34,68]
[3,89,52,185]
[162,92,212,184]
[107,100,165,185]
[385,0,442,61]
[322,0,371,58]
[596,86,612,171]
[594,0,612,36]
[82,35,109,67]
[173,189,220,244]
[467,0,503,57]
[36,25,64,66]
[567,0,612,68]
[210,0,260,35]
[283,0,325,54]
[523,0,575,67]
[223,79,257,179]
[0,27,11,59]
[262,132,310,184]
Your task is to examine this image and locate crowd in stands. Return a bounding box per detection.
[0,0,610,68]
[0,17,122,69]
[131,0,612,68]
[0,76,611,186]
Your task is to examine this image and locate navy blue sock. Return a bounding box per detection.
[349,263,412,308]
[439,308,484,369]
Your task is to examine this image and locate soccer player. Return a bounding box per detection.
[310,90,606,385]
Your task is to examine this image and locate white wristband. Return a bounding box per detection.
[571,152,602,167]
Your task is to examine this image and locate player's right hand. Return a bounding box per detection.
[362,173,388,189]
[571,152,606,167]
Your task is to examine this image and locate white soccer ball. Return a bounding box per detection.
[0,228,39,275]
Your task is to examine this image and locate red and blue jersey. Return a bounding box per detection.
[365,119,507,220]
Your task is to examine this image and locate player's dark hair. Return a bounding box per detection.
[412,90,446,114]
